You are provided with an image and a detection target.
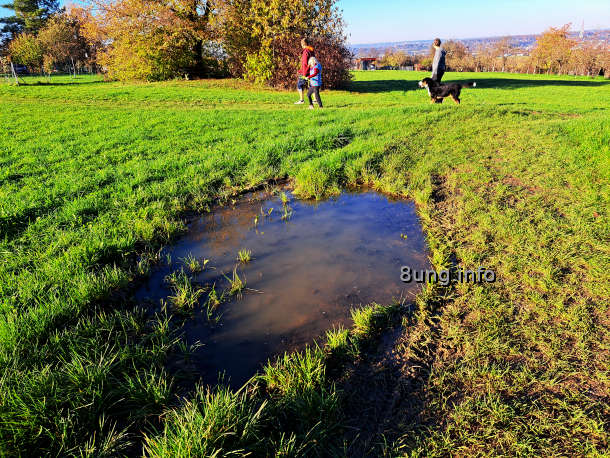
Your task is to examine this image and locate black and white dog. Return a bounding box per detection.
[418,77,476,104]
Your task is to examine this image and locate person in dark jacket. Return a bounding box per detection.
[431,38,446,83]
[295,37,315,104]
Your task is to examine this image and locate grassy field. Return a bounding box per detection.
[0,70,608,456]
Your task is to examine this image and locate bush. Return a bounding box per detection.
[243,48,274,84]
[267,35,353,89]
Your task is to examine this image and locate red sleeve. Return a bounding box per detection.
[308,66,319,78]
[300,50,309,76]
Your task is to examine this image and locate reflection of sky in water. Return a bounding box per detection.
[136,190,430,388]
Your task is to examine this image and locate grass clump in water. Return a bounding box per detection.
[280,205,293,221]
[280,191,290,205]
[224,267,245,297]
[181,254,209,273]
[237,249,252,264]
[204,284,223,322]
[166,269,204,312]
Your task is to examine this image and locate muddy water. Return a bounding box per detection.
[136,190,430,387]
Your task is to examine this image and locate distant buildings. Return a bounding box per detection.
[350,29,610,58]
[355,57,377,70]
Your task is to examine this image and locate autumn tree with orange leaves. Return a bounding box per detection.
[531,24,576,74]
[85,0,225,81]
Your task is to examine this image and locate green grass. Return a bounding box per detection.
[0,70,609,455]
[166,269,204,313]
[237,248,252,264]
[224,266,245,297]
[181,253,208,273]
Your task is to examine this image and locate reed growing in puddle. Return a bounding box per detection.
[182,254,209,273]
[204,284,222,322]
[225,267,245,297]
[166,270,205,312]
[237,249,252,264]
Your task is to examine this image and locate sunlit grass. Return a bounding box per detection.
[0,71,607,455]
[181,254,208,273]
[237,249,252,264]
[224,266,245,297]
[166,269,204,312]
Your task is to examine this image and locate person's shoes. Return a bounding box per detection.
[308,105,314,110]
[294,100,305,105]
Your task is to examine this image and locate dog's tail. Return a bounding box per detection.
[461,82,477,88]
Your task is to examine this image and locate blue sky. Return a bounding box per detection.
[338,0,610,44]
[2,0,609,44]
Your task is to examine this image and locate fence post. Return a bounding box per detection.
[10,62,19,85]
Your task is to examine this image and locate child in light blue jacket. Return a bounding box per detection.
[306,56,323,109]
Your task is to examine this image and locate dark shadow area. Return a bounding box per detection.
[21,80,103,86]
[449,77,608,90]
[337,312,440,457]
[347,79,418,93]
[4,75,103,86]
[347,76,608,94]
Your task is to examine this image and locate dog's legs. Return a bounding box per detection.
[451,95,460,105]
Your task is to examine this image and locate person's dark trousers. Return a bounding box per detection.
[432,70,445,102]
[307,86,323,107]
[432,70,445,83]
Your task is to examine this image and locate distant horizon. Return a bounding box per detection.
[348,27,610,47]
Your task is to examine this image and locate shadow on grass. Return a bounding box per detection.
[348,77,609,94]
[337,310,438,457]
[451,77,609,90]
[22,80,103,86]
[8,76,103,86]
[347,79,418,93]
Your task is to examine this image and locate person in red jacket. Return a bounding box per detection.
[294,37,315,104]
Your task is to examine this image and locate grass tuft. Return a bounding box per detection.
[351,302,401,339]
[166,269,204,312]
[225,266,245,297]
[181,254,209,273]
[143,384,268,457]
[237,249,252,264]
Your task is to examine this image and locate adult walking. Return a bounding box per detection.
[431,38,446,83]
[295,37,315,105]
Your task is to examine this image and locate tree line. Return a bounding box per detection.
[0,0,352,87]
[3,3,607,84]
[375,25,609,77]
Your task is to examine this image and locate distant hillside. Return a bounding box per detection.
[350,29,610,56]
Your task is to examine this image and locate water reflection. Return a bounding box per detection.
[136,190,430,387]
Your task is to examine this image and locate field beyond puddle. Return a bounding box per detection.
[136,188,431,387]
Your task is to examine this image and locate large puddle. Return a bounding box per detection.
[136,189,430,387]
